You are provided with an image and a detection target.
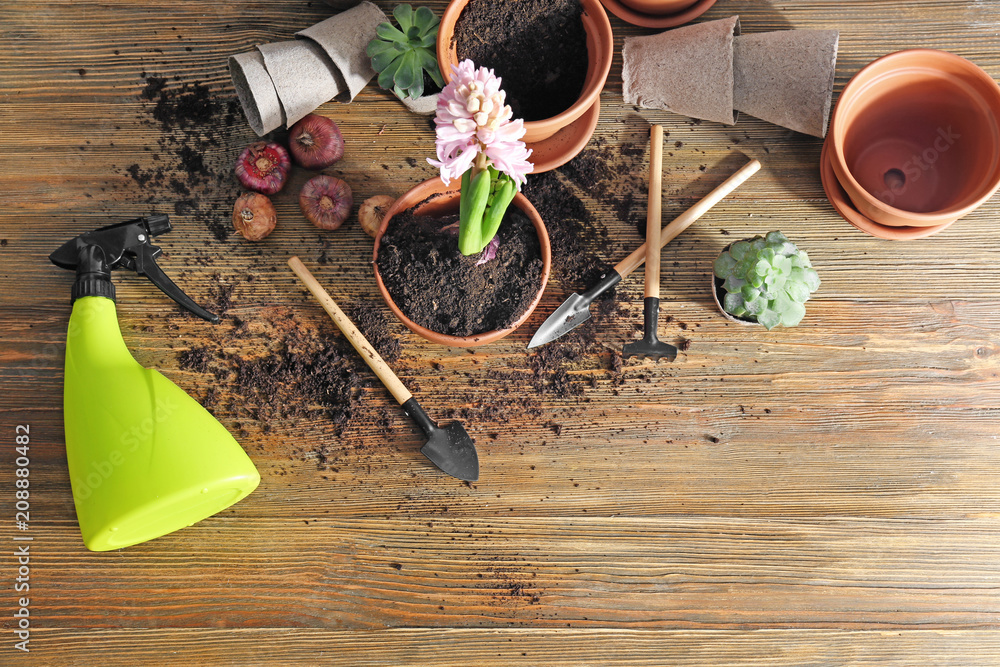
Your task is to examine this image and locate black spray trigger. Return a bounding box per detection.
[132,244,219,323]
[49,214,219,324]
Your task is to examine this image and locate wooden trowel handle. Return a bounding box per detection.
[615,158,762,280]
[645,125,664,299]
[288,256,413,407]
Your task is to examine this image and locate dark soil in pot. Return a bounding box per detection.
[375,206,544,337]
[453,0,588,122]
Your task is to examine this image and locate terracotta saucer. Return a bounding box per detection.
[525,98,601,173]
[820,139,954,240]
[599,0,716,29]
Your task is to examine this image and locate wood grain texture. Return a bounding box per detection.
[3,0,1000,664]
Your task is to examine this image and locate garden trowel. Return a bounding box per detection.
[527,157,761,349]
[289,257,479,482]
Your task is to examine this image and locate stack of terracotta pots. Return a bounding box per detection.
[822,49,1000,239]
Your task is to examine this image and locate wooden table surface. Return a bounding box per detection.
[3,1,1000,664]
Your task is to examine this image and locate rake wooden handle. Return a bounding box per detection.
[288,256,413,406]
[614,158,762,280]
[645,125,664,299]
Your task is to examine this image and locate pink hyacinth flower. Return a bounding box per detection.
[428,59,533,186]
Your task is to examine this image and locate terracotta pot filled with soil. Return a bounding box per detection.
[828,49,1000,228]
[373,178,551,347]
[437,0,613,145]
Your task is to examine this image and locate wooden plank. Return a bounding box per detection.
[25,517,1000,629]
[27,628,1000,666]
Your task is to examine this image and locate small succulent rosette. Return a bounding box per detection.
[367,4,444,106]
[428,59,533,261]
[713,231,820,329]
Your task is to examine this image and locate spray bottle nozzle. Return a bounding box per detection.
[145,214,171,237]
[50,215,220,324]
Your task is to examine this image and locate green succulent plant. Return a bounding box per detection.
[713,231,820,329]
[367,4,445,101]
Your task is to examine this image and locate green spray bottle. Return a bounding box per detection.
[50,214,259,551]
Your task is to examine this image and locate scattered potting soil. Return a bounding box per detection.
[453,0,588,122]
[521,170,608,291]
[349,300,402,365]
[559,136,651,235]
[117,71,244,242]
[172,298,411,471]
[177,311,363,435]
[479,557,543,608]
[518,166,631,396]
[528,295,628,398]
[376,207,543,338]
[204,273,237,318]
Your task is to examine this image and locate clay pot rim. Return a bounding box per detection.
[829,48,1000,226]
[372,177,552,347]
[436,0,613,143]
[600,0,715,28]
[618,0,699,14]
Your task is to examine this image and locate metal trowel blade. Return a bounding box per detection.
[420,422,479,482]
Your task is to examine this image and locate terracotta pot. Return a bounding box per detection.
[436,0,613,145]
[619,0,697,14]
[372,178,551,347]
[829,49,1000,228]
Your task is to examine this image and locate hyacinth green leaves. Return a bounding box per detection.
[367,4,444,101]
[713,231,820,329]
[458,167,517,256]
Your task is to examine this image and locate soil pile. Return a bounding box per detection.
[178,309,363,434]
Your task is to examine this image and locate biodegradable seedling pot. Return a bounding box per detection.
[229,50,287,136]
[297,1,385,102]
[622,16,740,126]
[733,29,840,138]
[399,92,440,115]
[829,49,1000,228]
[711,241,756,326]
[711,234,820,329]
[373,178,551,347]
[229,2,386,135]
[436,0,613,145]
[257,40,342,127]
[711,273,756,326]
